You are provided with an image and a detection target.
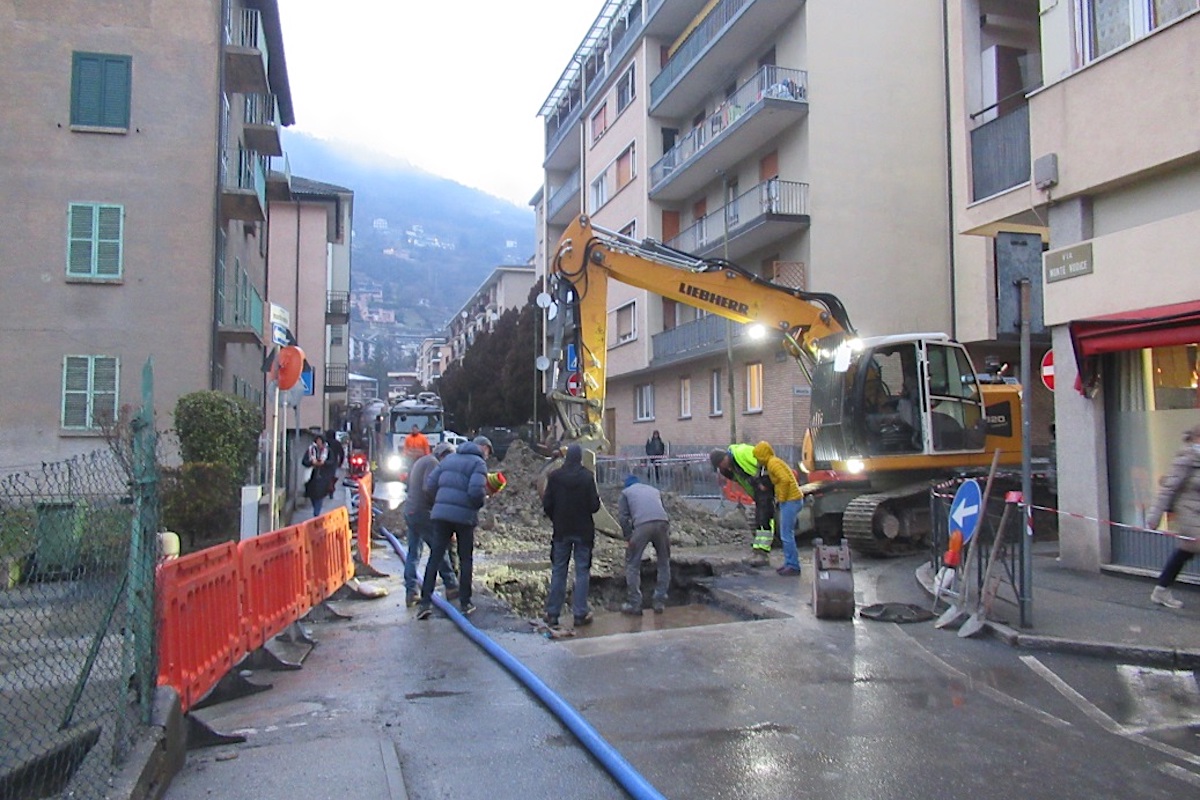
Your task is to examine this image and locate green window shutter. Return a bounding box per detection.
[91,357,119,426]
[95,206,123,276]
[67,204,95,275]
[71,52,131,128]
[61,355,119,428]
[71,53,103,126]
[62,356,91,427]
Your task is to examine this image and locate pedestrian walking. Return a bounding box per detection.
[541,444,601,627]
[1147,423,1200,609]
[710,444,775,566]
[303,434,329,517]
[645,430,666,483]
[415,435,492,619]
[617,475,670,615]
[325,429,346,498]
[754,441,805,576]
[403,442,459,607]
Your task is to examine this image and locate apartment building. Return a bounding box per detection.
[0,0,292,470]
[266,176,353,432]
[947,0,1200,573]
[536,0,964,460]
[416,336,451,387]
[444,266,537,369]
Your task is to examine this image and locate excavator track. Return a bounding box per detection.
[840,487,932,558]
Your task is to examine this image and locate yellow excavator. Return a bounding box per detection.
[543,215,1023,555]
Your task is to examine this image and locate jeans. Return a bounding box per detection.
[421,520,475,608]
[1158,548,1197,588]
[778,498,803,570]
[311,494,325,518]
[626,520,670,608]
[546,539,592,620]
[404,510,458,596]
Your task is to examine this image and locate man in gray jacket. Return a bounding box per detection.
[618,475,671,615]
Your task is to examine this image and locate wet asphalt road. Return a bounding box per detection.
[168,545,1200,800]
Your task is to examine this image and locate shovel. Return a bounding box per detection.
[935,450,1001,629]
[959,497,1017,638]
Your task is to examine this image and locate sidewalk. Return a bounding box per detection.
[916,541,1200,668]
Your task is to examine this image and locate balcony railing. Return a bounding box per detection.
[224,7,269,94]
[221,145,267,220]
[651,314,748,368]
[266,152,291,201]
[970,103,1030,201]
[325,363,348,392]
[326,291,350,323]
[217,282,264,345]
[650,65,806,191]
[547,167,582,223]
[243,93,281,155]
[651,0,748,105]
[667,179,809,255]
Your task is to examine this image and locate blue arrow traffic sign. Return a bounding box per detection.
[949,479,982,542]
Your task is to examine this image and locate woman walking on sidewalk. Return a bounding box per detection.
[1147,423,1200,609]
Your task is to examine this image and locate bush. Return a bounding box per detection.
[174,391,262,482]
[160,462,240,553]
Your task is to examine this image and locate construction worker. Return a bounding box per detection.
[754,441,805,576]
[404,424,431,460]
[710,445,775,567]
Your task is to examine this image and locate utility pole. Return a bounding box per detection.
[723,175,737,443]
[1018,278,1033,627]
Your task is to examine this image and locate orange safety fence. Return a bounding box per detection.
[158,507,356,713]
[307,507,354,605]
[719,474,752,505]
[238,524,312,651]
[356,474,373,565]
[157,542,245,713]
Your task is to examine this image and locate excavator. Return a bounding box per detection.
[542,215,1023,556]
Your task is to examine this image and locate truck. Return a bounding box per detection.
[542,215,1024,555]
[374,397,447,482]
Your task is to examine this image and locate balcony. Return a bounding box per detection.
[651,314,750,369]
[649,0,797,118]
[325,363,348,393]
[220,145,267,221]
[266,153,291,202]
[547,167,581,226]
[326,291,350,324]
[216,286,265,346]
[243,94,281,156]
[667,179,809,261]
[224,7,269,95]
[970,103,1030,201]
[650,65,807,200]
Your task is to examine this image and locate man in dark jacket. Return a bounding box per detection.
[403,442,459,606]
[415,436,491,619]
[541,444,602,627]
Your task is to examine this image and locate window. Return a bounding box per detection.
[710,369,723,415]
[679,376,692,418]
[590,103,608,143]
[1082,0,1197,61]
[635,384,654,421]
[616,144,636,190]
[71,52,132,129]
[62,355,118,429]
[612,301,636,345]
[591,170,609,208]
[619,219,637,239]
[331,325,344,346]
[67,204,123,278]
[746,362,764,412]
[617,65,635,113]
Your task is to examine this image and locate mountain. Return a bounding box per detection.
[280,131,536,340]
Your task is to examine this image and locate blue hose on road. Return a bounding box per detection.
[379,524,667,800]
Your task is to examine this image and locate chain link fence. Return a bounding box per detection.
[594,454,722,498]
[0,440,158,799]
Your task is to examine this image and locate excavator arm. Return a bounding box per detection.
[545,215,854,452]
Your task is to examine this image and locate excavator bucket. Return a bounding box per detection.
[536,446,622,539]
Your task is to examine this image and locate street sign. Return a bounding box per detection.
[566,343,579,373]
[300,366,315,396]
[566,372,581,397]
[1040,350,1054,391]
[949,479,982,543]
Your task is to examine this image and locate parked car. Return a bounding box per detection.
[443,431,469,447]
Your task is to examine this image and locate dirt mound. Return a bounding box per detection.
[377,439,749,618]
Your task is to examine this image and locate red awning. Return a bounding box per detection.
[1069,299,1200,393]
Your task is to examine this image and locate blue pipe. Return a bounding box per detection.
[379,525,667,800]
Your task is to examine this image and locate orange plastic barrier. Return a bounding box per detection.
[238,525,312,651]
[157,542,244,713]
[719,474,752,505]
[356,474,373,565]
[307,507,354,604]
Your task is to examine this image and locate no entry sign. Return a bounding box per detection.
[566,372,582,397]
[1040,350,1054,391]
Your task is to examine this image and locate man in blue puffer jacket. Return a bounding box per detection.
[416,436,492,619]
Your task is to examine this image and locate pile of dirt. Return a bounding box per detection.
[376,440,751,618]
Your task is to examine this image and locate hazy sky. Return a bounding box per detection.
[277,1,602,207]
